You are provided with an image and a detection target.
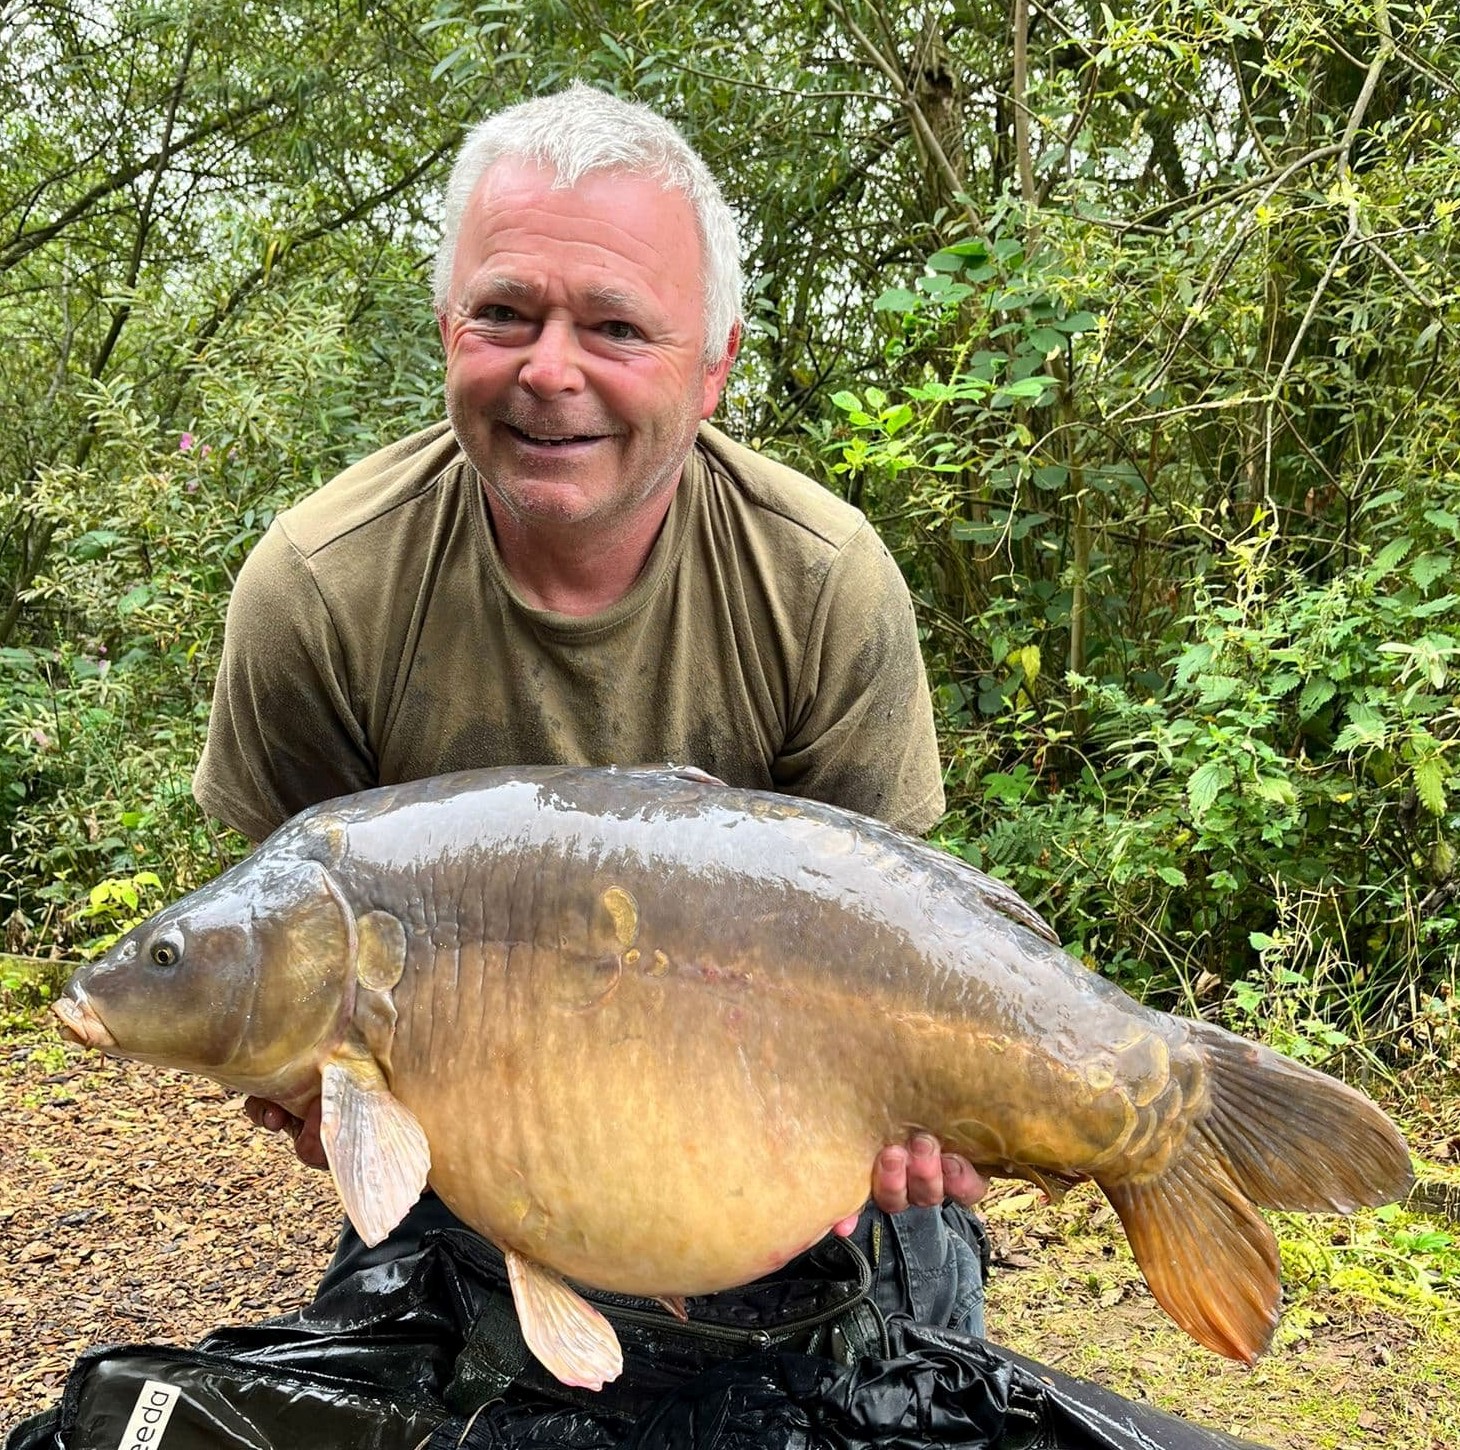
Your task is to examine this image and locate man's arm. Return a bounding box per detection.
[775,523,945,834]
[194,522,376,843]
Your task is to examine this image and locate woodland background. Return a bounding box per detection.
[2,0,1459,1075]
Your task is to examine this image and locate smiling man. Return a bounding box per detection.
[192,83,990,1409]
[439,160,734,607]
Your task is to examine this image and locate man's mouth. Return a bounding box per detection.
[506,425,607,448]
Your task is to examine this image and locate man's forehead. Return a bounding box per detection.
[469,156,668,216]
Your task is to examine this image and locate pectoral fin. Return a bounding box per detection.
[504,1248,624,1390]
[319,1049,430,1248]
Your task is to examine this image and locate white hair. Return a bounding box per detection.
[432,84,743,364]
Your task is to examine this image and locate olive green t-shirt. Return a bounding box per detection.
[193,421,944,843]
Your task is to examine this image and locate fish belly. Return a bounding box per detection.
[388,943,887,1295]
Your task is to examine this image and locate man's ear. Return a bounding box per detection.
[699,321,742,418]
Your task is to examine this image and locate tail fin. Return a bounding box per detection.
[1102,1022,1413,1364]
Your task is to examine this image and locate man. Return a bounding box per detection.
[193,83,989,1397]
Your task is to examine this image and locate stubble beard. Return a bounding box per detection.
[448,392,703,532]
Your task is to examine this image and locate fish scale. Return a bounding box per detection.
[53,764,1413,1391]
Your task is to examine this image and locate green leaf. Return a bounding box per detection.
[1187,760,1234,818]
[1155,865,1186,887]
[881,403,914,436]
[829,391,862,413]
[1175,642,1214,686]
[996,375,1054,400]
[70,529,124,561]
[0,646,37,672]
[1410,553,1451,590]
[1358,489,1404,517]
[1056,311,1098,333]
[1253,775,1296,807]
[938,240,990,261]
[1297,677,1337,719]
[1334,703,1388,751]
[1412,594,1457,619]
[1414,755,1448,815]
[874,288,920,313]
[1196,673,1240,705]
[1372,536,1413,575]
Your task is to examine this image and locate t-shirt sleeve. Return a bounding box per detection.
[775,524,945,835]
[192,523,376,843]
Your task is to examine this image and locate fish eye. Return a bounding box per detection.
[149,932,183,968]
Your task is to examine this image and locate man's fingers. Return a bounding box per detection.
[244,1095,294,1134]
[293,1098,328,1170]
[942,1153,990,1207]
[242,1095,330,1169]
[870,1144,910,1214]
[904,1133,943,1207]
[870,1136,992,1216]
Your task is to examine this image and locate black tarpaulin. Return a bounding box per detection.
[5,1231,1269,1450]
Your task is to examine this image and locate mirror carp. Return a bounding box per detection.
[53,765,1413,1390]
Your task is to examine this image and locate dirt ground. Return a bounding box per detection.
[2,1019,1456,1448]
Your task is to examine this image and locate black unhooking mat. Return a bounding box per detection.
[4,1229,1268,1450]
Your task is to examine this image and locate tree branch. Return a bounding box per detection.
[826,0,982,233]
[1012,0,1037,205]
[0,92,282,275]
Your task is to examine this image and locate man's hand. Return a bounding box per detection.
[832,1133,989,1237]
[244,1095,327,1169]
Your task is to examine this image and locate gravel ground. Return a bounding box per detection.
[1,1031,338,1434]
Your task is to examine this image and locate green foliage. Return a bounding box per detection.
[797,0,1460,1037]
[1,0,473,947]
[3,0,1459,1071]
[923,522,1460,1036]
[1281,1200,1460,1321]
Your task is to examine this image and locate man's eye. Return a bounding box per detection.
[600,320,640,342]
[476,304,520,323]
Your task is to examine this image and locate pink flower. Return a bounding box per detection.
[199,443,212,458]
[179,432,194,452]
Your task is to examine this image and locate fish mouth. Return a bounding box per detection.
[52,994,117,1051]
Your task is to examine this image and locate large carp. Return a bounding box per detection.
[54,766,1411,1389]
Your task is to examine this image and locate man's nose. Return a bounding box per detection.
[518,320,586,397]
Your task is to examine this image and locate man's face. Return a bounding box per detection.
[438,159,737,532]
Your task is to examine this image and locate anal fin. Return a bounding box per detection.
[319,1049,430,1248]
[505,1249,624,1390]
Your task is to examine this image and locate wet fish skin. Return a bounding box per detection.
[53,765,1414,1389]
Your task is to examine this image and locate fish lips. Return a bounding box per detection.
[52,991,117,1051]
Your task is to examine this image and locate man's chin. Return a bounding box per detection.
[483,474,623,529]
